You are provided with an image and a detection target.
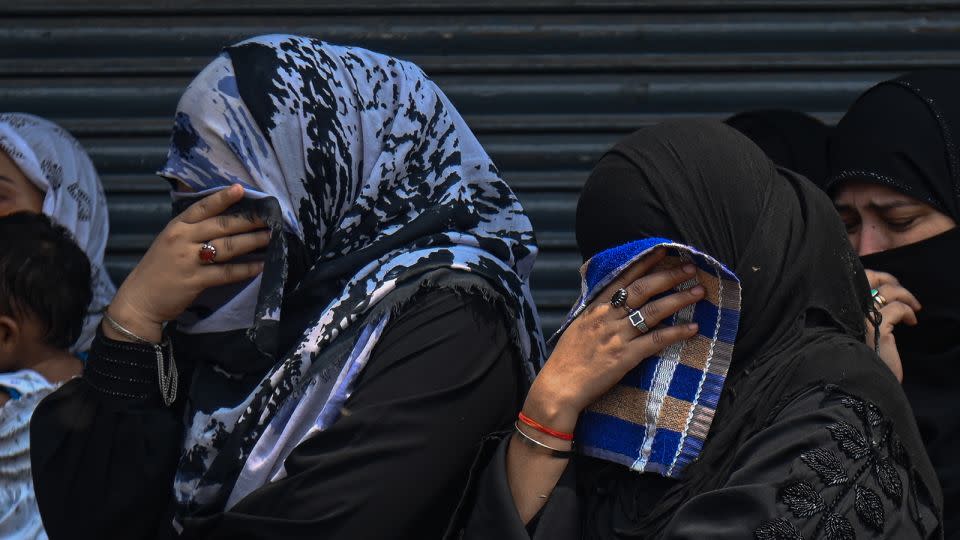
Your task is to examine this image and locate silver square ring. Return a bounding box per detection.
[628,309,649,334]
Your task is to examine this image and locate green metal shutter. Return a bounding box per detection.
[2,1,959,334]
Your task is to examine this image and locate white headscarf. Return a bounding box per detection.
[0,113,116,352]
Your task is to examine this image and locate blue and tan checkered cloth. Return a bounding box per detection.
[550,238,741,478]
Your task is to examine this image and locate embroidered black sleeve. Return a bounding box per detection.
[754,392,928,539]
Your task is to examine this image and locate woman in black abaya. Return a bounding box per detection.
[828,69,960,537]
[450,119,943,539]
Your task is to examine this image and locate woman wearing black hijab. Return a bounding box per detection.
[828,69,960,538]
[726,109,832,187]
[450,119,942,539]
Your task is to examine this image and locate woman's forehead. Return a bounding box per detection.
[833,182,923,208]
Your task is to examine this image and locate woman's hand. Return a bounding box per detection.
[864,269,921,383]
[506,248,703,523]
[523,248,704,434]
[105,185,270,343]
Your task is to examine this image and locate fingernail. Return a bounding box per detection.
[683,264,696,274]
[691,285,705,296]
[687,323,699,332]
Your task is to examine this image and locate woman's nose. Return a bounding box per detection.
[856,225,887,257]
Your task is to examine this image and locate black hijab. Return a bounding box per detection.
[578,119,867,377]
[827,70,960,534]
[826,70,960,219]
[726,109,831,188]
[576,119,937,536]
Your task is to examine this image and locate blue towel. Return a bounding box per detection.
[551,238,741,478]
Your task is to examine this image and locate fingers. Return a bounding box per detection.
[596,248,668,304]
[875,282,922,312]
[880,302,919,330]
[191,213,269,244]
[204,230,271,263]
[632,285,705,328]
[864,269,900,290]
[198,260,266,288]
[623,263,698,312]
[625,323,700,364]
[178,184,245,224]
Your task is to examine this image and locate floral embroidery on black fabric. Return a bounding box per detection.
[753,392,920,539]
[827,421,870,460]
[755,518,804,540]
[888,432,909,468]
[873,456,903,503]
[854,484,885,532]
[781,481,825,518]
[823,513,855,540]
[840,396,883,427]
[801,448,848,486]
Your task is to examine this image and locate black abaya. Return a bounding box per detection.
[32,287,522,540]
[452,119,943,539]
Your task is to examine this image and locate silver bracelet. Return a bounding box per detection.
[103,309,178,407]
[513,422,575,459]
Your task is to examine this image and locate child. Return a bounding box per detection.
[0,212,92,539]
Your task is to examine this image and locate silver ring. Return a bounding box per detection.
[611,288,628,309]
[627,309,649,334]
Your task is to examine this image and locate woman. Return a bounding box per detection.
[451,120,942,538]
[0,113,116,353]
[725,109,831,188]
[30,35,542,539]
[827,69,960,537]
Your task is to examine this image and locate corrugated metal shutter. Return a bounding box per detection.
[3,1,959,335]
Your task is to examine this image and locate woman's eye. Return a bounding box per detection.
[841,218,860,234]
[886,217,918,232]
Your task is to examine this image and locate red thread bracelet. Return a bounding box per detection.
[518,411,575,441]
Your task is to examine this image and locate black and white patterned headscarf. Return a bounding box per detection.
[0,113,116,353]
[158,35,543,523]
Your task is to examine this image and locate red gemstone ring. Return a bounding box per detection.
[199,243,217,264]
